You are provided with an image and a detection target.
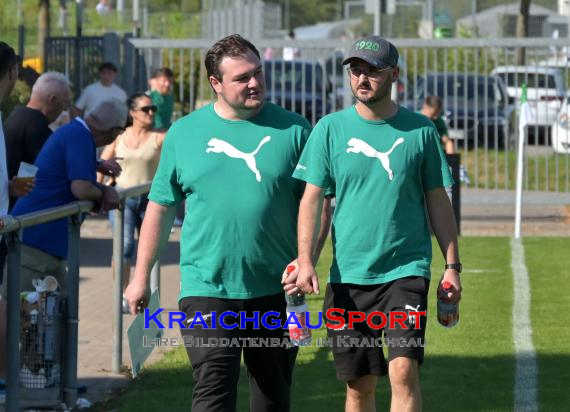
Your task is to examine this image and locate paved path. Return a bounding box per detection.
[461,188,570,236]
[75,217,182,407]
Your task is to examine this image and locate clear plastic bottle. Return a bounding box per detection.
[437,281,459,328]
[284,265,312,346]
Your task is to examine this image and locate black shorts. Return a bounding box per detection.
[323,276,429,381]
[179,293,298,412]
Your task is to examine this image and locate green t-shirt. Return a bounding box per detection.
[149,103,311,300]
[417,111,448,141]
[293,106,453,285]
[432,116,448,138]
[149,90,174,129]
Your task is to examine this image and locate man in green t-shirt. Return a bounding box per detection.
[419,95,456,154]
[125,34,330,412]
[290,36,462,411]
[148,67,174,130]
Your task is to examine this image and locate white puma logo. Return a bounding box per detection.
[346,137,404,180]
[206,136,271,182]
[405,304,421,326]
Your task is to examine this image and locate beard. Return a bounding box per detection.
[351,79,392,106]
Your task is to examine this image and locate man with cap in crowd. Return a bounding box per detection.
[288,35,462,411]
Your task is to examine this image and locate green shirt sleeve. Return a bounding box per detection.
[292,120,332,191]
[421,126,454,191]
[148,129,185,206]
[433,116,449,137]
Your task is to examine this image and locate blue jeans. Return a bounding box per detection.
[109,195,149,262]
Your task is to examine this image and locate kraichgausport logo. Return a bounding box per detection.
[144,308,426,331]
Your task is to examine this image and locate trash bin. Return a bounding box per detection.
[19,290,65,408]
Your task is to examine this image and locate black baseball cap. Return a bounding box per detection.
[342,36,399,69]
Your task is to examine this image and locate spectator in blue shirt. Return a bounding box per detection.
[0,99,128,380]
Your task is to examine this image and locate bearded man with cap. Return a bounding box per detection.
[288,36,462,411]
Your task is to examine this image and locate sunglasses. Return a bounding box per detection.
[136,105,158,114]
[347,66,392,79]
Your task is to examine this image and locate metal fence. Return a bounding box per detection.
[1,183,155,411]
[44,33,123,96]
[129,37,570,194]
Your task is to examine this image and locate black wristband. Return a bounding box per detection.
[445,263,462,273]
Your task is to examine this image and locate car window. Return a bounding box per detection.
[497,72,557,89]
[418,76,499,101]
[264,61,324,92]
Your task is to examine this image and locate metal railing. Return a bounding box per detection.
[0,182,155,411]
[110,183,159,375]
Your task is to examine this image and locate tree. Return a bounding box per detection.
[38,0,51,61]
[516,0,531,64]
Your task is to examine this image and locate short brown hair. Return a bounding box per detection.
[424,95,443,111]
[98,62,118,73]
[204,34,260,81]
[151,67,174,79]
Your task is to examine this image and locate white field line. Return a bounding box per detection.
[510,238,538,412]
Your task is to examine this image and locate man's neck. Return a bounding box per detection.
[100,80,113,87]
[355,99,398,121]
[26,99,48,119]
[213,100,263,121]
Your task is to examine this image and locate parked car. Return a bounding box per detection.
[410,73,514,147]
[551,93,570,153]
[491,65,565,143]
[263,59,330,123]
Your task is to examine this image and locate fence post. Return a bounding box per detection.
[63,212,81,407]
[111,204,125,374]
[5,230,22,412]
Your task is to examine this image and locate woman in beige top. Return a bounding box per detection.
[99,92,166,291]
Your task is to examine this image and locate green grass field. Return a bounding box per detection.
[90,237,570,411]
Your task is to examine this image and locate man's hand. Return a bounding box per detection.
[9,176,35,197]
[296,261,320,295]
[97,158,123,177]
[100,186,120,212]
[438,269,462,304]
[281,260,300,295]
[124,278,149,315]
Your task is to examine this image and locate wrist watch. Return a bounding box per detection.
[445,263,462,273]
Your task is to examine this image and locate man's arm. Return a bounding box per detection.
[441,134,456,155]
[425,187,461,303]
[282,195,331,295]
[295,183,325,295]
[71,180,103,202]
[70,180,119,212]
[313,196,332,262]
[124,201,176,313]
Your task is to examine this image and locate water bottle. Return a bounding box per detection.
[437,281,459,328]
[284,265,312,346]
